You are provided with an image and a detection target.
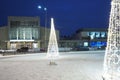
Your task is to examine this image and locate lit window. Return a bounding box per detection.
[84,42,88,47]
[95,32,100,38]
[101,32,105,37]
[90,32,95,39]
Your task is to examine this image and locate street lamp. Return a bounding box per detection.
[44,7,47,29]
[38,5,47,49]
[38,5,47,27]
[44,7,47,50]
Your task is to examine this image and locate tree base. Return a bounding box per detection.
[49,61,57,65]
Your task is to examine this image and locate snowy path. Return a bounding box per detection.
[0,51,105,80]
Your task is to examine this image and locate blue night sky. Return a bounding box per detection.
[0,0,111,36]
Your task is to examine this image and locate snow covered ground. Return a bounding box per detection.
[0,51,105,80]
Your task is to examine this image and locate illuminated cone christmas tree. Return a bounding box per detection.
[47,18,59,59]
[103,0,120,80]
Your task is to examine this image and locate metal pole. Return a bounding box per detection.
[44,8,47,50]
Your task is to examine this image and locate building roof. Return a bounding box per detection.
[76,28,108,33]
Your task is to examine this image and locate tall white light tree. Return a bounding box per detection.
[47,18,59,60]
[103,0,120,80]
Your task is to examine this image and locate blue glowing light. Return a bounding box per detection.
[38,5,42,9]
[44,8,47,11]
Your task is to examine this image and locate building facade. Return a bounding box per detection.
[0,16,107,50]
[0,26,9,49]
[8,16,40,49]
[58,28,107,51]
[0,16,59,50]
[73,28,108,49]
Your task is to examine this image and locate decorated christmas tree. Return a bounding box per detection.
[103,0,120,80]
[47,18,59,59]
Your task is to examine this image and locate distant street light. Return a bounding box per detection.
[44,7,47,11]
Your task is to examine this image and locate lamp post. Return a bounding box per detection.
[44,7,47,50]
[38,5,47,49]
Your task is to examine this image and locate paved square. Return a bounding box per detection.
[0,51,105,80]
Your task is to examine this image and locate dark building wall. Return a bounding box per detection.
[0,26,9,49]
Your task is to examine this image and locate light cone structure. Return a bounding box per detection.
[103,0,120,80]
[47,18,59,58]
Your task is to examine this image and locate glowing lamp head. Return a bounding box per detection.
[44,8,47,11]
[38,5,42,9]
